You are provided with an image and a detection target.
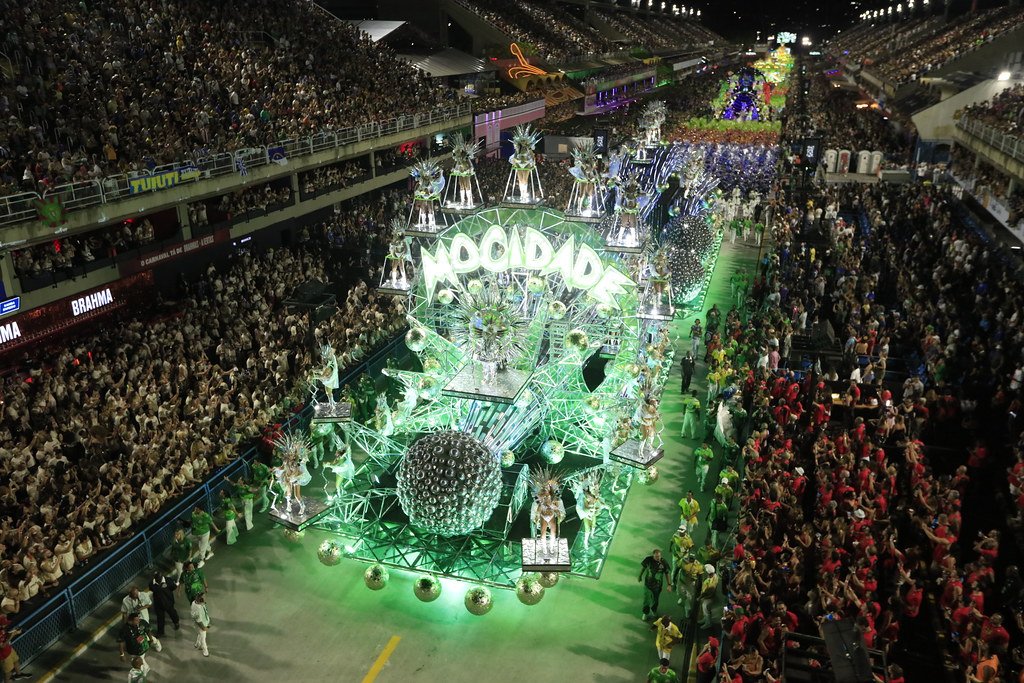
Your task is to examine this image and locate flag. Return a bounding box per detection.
[268,145,288,166]
[235,157,248,177]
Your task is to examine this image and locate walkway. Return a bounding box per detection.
[32,239,760,683]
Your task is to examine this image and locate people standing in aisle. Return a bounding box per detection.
[680,354,695,393]
[169,528,192,580]
[118,612,161,667]
[651,615,682,663]
[224,473,257,531]
[190,505,219,566]
[148,573,180,637]
[681,391,702,439]
[638,549,671,622]
[707,495,729,549]
[120,586,152,624]
[190,593,211,657]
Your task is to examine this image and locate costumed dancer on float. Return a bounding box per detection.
[410,158,445,229]
[314,344,340,407]
[446,133,483,209]
[567,139,603,217]
[384,223,413,289]
[642,101,666,148]
[612,172,643,247]
[322,440,355,500]
[650,249,672,310]
[506,124,543,203]
[269,433,313,515]
[638,393,663,455]
[530,467,566,556]
[571,471,608,551]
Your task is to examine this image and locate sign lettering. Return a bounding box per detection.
[422,225,633,307]
[71,288,114,317]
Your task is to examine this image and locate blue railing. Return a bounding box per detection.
[12,332,406,665]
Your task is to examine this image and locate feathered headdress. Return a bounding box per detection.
[529,465,563,496]
[447,132,483,160]
[511,124,542,151]
[410,158,442,181]
[273,431,311,461]
[570,138,597,166]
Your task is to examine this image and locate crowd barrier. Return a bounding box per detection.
[11,332,406,666]
[958,117,1024,166]
[0,103,471,228]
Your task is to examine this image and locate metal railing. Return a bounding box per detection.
[957,116,1024,166]
[0,103,471,229]
[10,332,406,666]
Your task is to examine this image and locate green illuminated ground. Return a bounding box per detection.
[39,240,758,683]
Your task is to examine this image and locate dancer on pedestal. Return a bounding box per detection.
[506,125,543,204]
[530,467,565,557]
[410,159,445,229]
[567,139,603,217]
[270,434,312,515]
[445,133,483,209]
[571,471,608,550]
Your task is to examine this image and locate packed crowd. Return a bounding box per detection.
[0,211,405,630]
[688,172,1024,683]
[0,0,450,196]
[300,161,368,197]
[958,84,1024,137]
[830,16,943,68]
[455,0,613,63]
[216,184,293,220]
[11,218,161,280]
[597,12,712,52]
[950,146,1024,225]
[868,7,1024,85]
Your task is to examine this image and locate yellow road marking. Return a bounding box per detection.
[361,635,402,683]
[36,611,122,683]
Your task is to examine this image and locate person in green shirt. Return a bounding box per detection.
[169,528,193,580]
[218,493,238,546]
[718,465,740,507]
[190,505,219,565]
[707,494,729,548]
[251,461,273,514]
[694,442,715,491]
[224,473,257,531]
[179,561,208,604]
[681,391,702,440]
[119,612,161,663]
[678,490,700,527]
[648,659,676,683]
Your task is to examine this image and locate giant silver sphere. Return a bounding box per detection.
[515,576,546,605]
[537,571,560,588]
[283,529,304,543]
[413,575,442,602]
[397,431,502,537]
[406,327,428,353]
[564,329,589,353]
[464,586,494,616]
[639,465,660,485]
[364,564,390,590]
[317,540,343,566]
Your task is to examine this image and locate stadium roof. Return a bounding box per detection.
[346,20,406,43]
[400,48,495,78]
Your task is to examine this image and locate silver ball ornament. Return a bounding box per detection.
[541,440,565,464]
[537,571,560,588]
[466,279,484,294]
[317,540,343,566]
[437,288,455,305]
[548,301,567,320]
[283,528,304,543]
[464,586,493,616]
[564,329,589,353]
[413,576,442,602]
[515,576,545,605]
[364,564,390,590]
[405,327,428,353]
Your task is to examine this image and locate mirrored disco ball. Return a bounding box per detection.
[397,431,502,537]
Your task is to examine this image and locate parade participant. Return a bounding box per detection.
[121,586,152,624]
[678,491,700,528]
[681,391,702,440]
[251,460,274,514]
[128,656,150,683]
[680,353,696,393]
[190,505,219,565]
[707,494,730,548]
[169,529,193,580]
[694,442,715,491]
[179,561,208,605]
[118,612,161,666]
[647,658,676,683]
[698,564,720,628]
[651,615,683,662]
[190,593,211,657]
[638,548,672,621]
